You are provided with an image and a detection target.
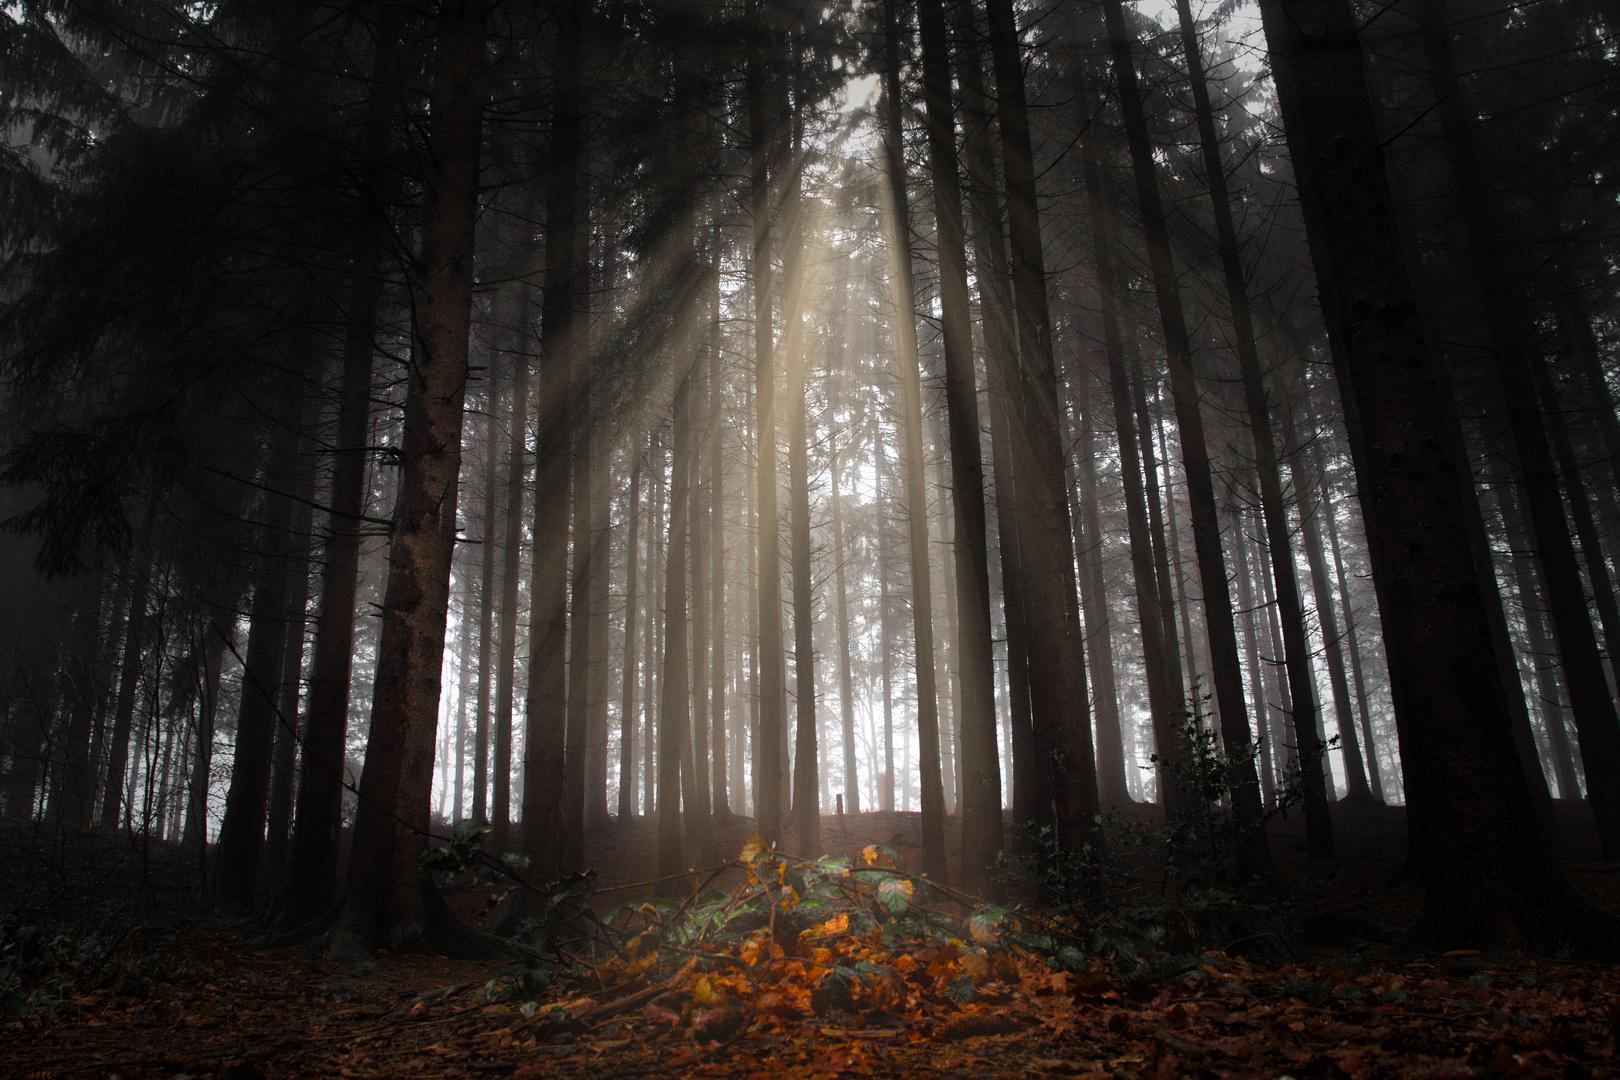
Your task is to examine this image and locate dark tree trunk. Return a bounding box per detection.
[1258,0,1620,948]
[213,369,304,913]
[879,0,947,879]
[491,316,531,845]
[618,443,642,817]
[747,0,784,845]
[919,0,1002,888]
[1536,359,1620,693]
[334,0,488,957]
[984,0,1099,853]
[658,366,695,886]
[264,478,315,883]
[956,5,1035,830]
[282,6,399,928]
[100,534,152,830]
[49,581,107,829]
[646,439,663,817]
[475,361,501,838]
[565,244,595,871]
[522,0,582,882]
[1133,368,1186,716]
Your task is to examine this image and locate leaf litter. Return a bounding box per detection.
[5,831,1620,1079]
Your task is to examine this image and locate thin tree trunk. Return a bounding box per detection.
[747,0,784,845]
[522,0,582,882]
[1321,486,1387,802]
[477,357,502,840]
[646,438,663,817]
[1072,360,1128,808]
[1256,508,1295,786]
[1297,484,1374,802]
[1231,509,1275,802]
[264,482,315,883]
[709,276,730,825]
[658,366,696,885]
[492,310,532,848]
[619,444,642,817]
[687,326,714,861]
[565,251,595,872]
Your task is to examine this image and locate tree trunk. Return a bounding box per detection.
[1536,358,1620,694]
[1071,355,1128,809]
[618,444,642,817]
[522,0,582,882]
[879,0,947,879]
[334,0,488,957]
[565,239,595,872]
[476,357,502,840]
[1493,480,1583,803]
[1297,483,1374,802]
[213,369,304,913]
[984,0,1099,854]
[709,279,730,825]
[918,0,1002,888]
[658,365,696,886]
[282,5,399,928]
[1321,484,1387,803]
[646,438,663,817]
[956,4,1035,831]
[1258,0,1620,948]
[747,0,785,846]
[1230,510,1276,802]
[265,477,315,883]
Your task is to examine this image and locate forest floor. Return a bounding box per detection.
[4,801,1620,1078]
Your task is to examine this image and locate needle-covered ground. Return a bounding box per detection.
[4,802,1619,1079]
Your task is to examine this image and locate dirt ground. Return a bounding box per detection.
[3,800,1619,1078]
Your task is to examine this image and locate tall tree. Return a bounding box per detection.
[878,0,947,881]
[748,0,786,846]
[1256,0,1620,947]
[918,0,1002,888]
[334,0,491,957]
[522,0,584,881]
[985,0,1100,851]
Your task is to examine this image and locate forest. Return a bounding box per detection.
[2,0,1620,1075]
